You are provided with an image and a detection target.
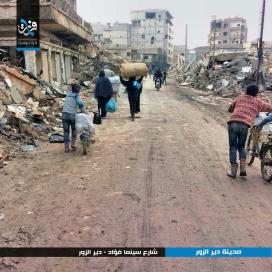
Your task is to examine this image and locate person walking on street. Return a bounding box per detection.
[163,71,167,85]
[154,69,163,87]
[120,76,143,121]
[62,83,85,153]
[227,84,272,179]
[94,70,113,119]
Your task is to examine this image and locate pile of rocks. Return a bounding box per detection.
[79,49,125,82]
[169,54,259,97]
[0,49,125,166]
[0,64,92,167]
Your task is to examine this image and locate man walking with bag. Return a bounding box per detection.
[94,70,113,119]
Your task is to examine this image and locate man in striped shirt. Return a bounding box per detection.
[227,84,272,179]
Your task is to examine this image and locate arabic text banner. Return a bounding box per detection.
[0,248,272,257]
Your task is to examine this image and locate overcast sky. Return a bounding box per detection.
[77,0,272,48]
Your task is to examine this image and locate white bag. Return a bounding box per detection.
[76,113,95,134]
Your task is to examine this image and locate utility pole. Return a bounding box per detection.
[184,24,188,67]
[212,15,216,68]
[257,0,266,84]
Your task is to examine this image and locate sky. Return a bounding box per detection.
[77,0,272,49]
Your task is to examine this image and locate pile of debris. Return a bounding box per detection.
[79,49,125,82]
[0,49,126,167]
[169,52,261,97]
[0,64,91,167]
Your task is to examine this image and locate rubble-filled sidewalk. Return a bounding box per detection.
[0,50,125,168]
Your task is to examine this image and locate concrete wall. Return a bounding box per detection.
[21,42,79,84]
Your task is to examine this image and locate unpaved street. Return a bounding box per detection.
[1,80,272,271]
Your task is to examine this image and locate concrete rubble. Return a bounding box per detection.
[79,49,125,82]
[0,51,125,167]
[168,52,269,98]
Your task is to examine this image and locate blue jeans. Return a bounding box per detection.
[228,122,249,164]
[62,112,76,144]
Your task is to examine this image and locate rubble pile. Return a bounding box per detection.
[0,50,125,167]
[169,54,259,97]
[79,50,125,82]
[0,64,89,167]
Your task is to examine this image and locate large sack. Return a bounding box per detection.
[76,113,95,134]
[120,63,148,78]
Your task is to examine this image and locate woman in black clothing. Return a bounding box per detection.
[94,70,113,118]
[120,76,143,121]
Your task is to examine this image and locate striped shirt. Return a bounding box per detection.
[228,95,272,127]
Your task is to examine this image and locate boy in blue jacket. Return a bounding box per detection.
[62,83,85,153]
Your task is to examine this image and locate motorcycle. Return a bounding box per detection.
[246,113,272,182]
[154,77,162,91]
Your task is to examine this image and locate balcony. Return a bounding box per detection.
[0,2,92,45]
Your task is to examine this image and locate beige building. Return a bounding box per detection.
[208,17,247,49]
[0,0,93,83]
[92,22,132,61]
[130,9,174,69]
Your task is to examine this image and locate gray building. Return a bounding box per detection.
[208,17,248,49]
[103,23,132,60]
[92,23,105,46]
[92,22,132,60]
[130,9,174,69]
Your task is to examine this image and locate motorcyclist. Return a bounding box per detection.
[153,69,163,88]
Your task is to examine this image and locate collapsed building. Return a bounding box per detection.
[0,0,126,167]
[0,0,95,84]
[168,50,265,98]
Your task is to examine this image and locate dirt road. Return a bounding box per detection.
[1,80,272,271]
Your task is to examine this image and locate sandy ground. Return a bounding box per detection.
[0,80,272,272]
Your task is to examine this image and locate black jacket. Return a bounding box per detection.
[154,71,163,78]
[120,76,143,98]
[94,76,113,98]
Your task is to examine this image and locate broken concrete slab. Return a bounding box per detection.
[0,101,6,113]
[10,87,23,104]
[32,86,44,100]
[0,65,36,95]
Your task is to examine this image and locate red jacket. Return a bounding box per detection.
[228,95,272,127]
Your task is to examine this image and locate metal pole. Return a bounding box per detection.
[184,24,188,66]
[212,16,216,68]
[257,0,266,84]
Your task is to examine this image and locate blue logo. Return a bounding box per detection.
[18,18,37,37]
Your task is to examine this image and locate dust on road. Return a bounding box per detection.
[0,80,272,272]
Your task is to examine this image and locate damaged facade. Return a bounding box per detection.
[92,22,132,61]
[0,0,93,84]
[92,9,174,70]
[131,9,174,69]
[208,17,248,49]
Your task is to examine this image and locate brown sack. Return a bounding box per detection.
[120,63,148,78]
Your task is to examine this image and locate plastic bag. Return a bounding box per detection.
[253,112,267,126]
[108,76,120,84]
[105,97,117,113]
[93,111,102,125]
[133,81,142,90]
[76,113,95,134]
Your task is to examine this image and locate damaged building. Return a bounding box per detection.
[0,0,93,84]
[208,17,248,49]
